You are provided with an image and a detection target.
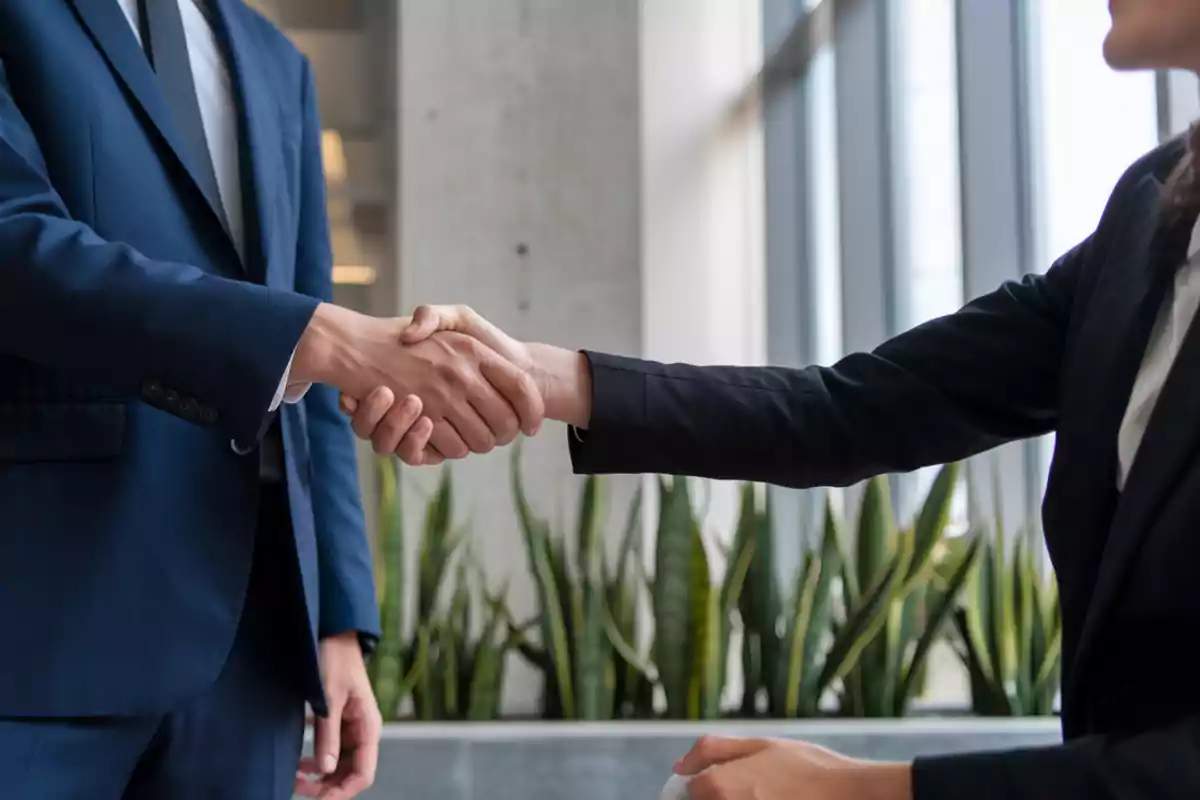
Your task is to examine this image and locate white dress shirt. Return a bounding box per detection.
[116,0,303,413]
[1116,214,1200,490]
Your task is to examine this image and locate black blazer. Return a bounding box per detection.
[570,139,1200,799]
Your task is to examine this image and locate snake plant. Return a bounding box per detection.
[647,476,757,720]
[370,459,520,721]
[510,446,652,719]
[836,464,982,717]
[951,527,1061,716]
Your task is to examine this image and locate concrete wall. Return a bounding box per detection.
[395,0,764,713]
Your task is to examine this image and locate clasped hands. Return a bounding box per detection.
[293,302,585,465]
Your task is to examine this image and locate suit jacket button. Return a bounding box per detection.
[199,407,218,426]
[142,379,163,401]
[179,398,199,419]
[164,390,180,411]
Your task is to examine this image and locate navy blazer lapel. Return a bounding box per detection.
[209,0,279,285]
[68,0,232,250]
[1066,178,1198,711]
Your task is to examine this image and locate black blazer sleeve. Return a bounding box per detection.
[913,716,1200,799]
[569,238,1087,488]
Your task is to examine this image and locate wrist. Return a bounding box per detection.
[293,303,368,390]
[858,762,913,800]
[527,343,591,428]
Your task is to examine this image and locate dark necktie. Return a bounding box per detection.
[139,0,285,483]
[138,0,228,228]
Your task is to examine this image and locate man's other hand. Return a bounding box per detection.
[295,633,382,800]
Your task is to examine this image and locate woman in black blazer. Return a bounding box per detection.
[346,4,1200,799]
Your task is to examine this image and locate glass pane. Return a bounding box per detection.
[808,45,843,366]
[897,0,963,328]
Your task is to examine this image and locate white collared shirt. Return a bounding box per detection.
[116,0,303,412]
[1115,215,1200,489]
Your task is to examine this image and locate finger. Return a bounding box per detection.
[480,357,544,437]
[468,388,521,447]
[339,393,359,415]
[396,416,435,466]
[675,736,771,776]
[422,444,445,466]
[349,386,394,440]
[399,304,445,345]
[293,761,328,799]
[332,711,380,800]
[370,395,424,455]
[443,397,497,454]
[682,768,728,800]
[427,420,472,460]
[313,704,344,776]
[293,774,324,798]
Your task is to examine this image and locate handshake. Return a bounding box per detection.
[290,303,591,465]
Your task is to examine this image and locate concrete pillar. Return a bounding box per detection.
[395,0,764,714]
[396,0,643,714]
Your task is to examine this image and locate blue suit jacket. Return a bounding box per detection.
[0,0,378,717]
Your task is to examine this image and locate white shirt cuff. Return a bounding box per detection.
[268,349,313,412]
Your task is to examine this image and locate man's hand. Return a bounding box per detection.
[675,736,913,800]
[295,633,383,800]
[339,304,593,464]
[291,303,543,459]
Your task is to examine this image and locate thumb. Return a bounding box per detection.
[313,700,344,775]
[339,393,359,415]
[675,736,771,776]
[399,304,452,345]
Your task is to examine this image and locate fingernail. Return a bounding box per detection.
[322,754,337,773]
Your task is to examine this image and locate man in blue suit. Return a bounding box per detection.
[0,1,541,798]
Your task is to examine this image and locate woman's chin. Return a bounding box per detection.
[1102,30,1156,71]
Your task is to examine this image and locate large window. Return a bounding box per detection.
[767,1,1174,531]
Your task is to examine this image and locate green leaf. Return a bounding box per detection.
[904,463,959,588]
[654,476,694,719]
[817,534,912,698]
[511,445,576,718]
[898,532,982,708]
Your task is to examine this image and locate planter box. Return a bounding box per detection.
[337,719,1061,799]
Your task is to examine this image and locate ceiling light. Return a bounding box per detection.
[332,265,377,285]
[322,130,347,185]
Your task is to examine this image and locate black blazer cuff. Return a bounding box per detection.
[566,350,648,475]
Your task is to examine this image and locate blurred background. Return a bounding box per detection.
[240,0,1198,791]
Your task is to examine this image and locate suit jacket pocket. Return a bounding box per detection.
[0,402,126,462]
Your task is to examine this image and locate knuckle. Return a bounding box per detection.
[495,418,519,445]
[689,772,719,795]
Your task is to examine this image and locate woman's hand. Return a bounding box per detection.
[675,736,913,800]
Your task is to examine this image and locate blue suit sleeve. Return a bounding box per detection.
[0,59,316,444]
[292,58,380,642]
